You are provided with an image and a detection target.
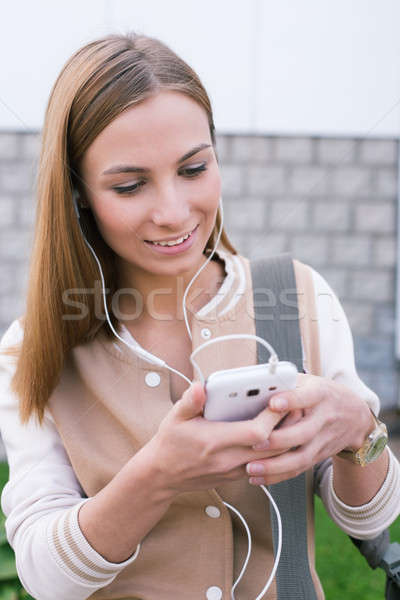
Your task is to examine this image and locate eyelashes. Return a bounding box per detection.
[112,163,208,196]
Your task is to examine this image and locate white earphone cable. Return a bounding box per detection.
[72,189,282,598]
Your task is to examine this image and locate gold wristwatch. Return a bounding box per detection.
[337,409,388,467]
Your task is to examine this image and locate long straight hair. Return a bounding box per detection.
[1,31,237,425]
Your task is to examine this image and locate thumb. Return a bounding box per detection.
[175,382,206,420]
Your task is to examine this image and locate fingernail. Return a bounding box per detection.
[249,477,265,486]
[246,463,265,475]
[271,397,288,411]
[253,440,270,450]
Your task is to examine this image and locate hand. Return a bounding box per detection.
[147,382,290,496]
[246,373,375,486]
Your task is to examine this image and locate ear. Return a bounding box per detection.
[73,188,89,209]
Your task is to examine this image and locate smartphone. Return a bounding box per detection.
[203,361,298,421]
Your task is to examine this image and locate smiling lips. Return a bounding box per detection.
[146,225,198,247]
[143,224,199,255]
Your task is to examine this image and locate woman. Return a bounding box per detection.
[0,31,399,600]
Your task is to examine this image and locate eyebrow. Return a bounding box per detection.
[101,143,212,176]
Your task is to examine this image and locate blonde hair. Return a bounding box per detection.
[1,31,237,425]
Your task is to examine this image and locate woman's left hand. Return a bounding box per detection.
[247,373,375,485]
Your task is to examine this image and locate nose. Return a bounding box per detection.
[150,187,191,229]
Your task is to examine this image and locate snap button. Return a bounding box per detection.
[145,372,161,387]
[205,505,221,519]
[206,586,222,600]
[201,328,212,339]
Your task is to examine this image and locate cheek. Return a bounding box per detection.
[193,168,222,215]
[91,203,144,245]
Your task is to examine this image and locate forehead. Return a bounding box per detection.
[81,90,211,175]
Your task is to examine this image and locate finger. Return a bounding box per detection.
[267,415,316,450]
[268,378,322,412]
[273,409,304,429]
[250,407,288,450]
[174,382,206,420]
[247,440,318,478]
[205,411,285,450]
[249,471,301,486]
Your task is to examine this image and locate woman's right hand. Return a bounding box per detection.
[144,382,288,497]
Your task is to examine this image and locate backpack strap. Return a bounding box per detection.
[250,252,318,600]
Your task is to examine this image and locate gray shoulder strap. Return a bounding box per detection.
[250,252,318,600]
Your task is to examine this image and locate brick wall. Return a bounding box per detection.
[217,135,399,412]
[0,132,398,459]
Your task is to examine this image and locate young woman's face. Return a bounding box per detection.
[79,90,221,280]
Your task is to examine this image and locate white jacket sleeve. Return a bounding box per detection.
[0,319,139,600]
[309,267,400,539]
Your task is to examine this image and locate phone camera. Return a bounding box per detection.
[247,389,260,396]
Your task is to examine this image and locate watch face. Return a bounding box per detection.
[366,436,387,462]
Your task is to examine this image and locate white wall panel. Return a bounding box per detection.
[0,0,399,136]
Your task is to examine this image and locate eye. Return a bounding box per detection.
[180,162,208,177]
[113,180,146,195]
[112,162,207,195]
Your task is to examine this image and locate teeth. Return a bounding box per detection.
[152,230,192,246]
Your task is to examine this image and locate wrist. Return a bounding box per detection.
[341,402,376,453]
[130,439,178,504]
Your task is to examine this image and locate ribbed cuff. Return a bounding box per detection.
[47,499,140,586]
[323,447,400,540]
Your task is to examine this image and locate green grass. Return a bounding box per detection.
[0,463,33,600]
[315,494,399,599]
[0,461,399,599]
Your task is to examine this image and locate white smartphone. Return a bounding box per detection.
[203,361,298,421]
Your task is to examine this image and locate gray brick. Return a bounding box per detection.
[270,200,308,230]
[231,136,273,163]
[312,202,350,231]
[341,301,374,335]
[0,133,19,160]
[20,133,41,160]
[247,233,287,260]
[220,164,244,196]
[359,140,397,165]
[16,262,29,295]
[354,336,395,370]
[0,293,26,324]
[16,198,36,227]
[290,166,329,195]
[0,230,33,260]
[290,235,328,266]
[0,263,19,294]
[316,139,356,164]
[0,196,16,227]
[367,371,398,410]
[0,163,35,194]
[349,270,393,302]
[247,165,286,195]
[224,198,266,230]
[215,134,231,163]
[316,268,348,299]
[373,238,397,267]
[226,230,248,255]
[275,137,312,163]
[355,203,395,233]
[331,166,372,196]
[375,305,395,336]
[375,167,397,196]
[331,236,371,266]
